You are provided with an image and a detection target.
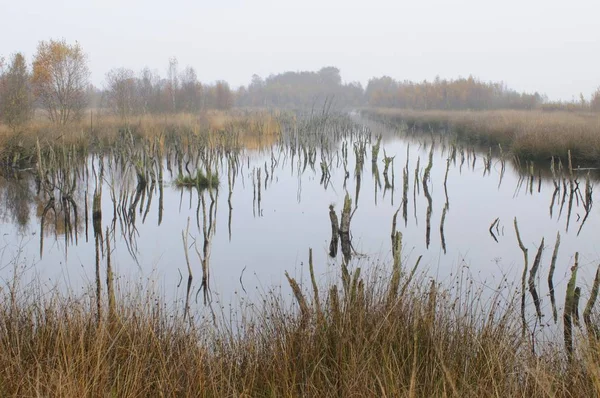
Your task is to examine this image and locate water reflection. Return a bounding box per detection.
[1,116,600,338]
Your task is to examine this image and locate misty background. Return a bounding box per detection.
[1,0,599,101]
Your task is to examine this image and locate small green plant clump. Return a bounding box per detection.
[175,169,219,189]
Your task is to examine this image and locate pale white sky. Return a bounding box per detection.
[1,0,598,100]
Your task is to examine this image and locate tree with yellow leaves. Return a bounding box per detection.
[32,39,89,125]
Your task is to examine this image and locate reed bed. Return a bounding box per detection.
[0,110,283,171]
[365,108,600,165]
[0,253,599,397]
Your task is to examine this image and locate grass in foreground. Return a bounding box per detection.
[1,255,600,397]
[365,108,600,165]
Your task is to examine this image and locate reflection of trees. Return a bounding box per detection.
[0,173,86,238]
[35,193,84,237]
[0,175,34,231]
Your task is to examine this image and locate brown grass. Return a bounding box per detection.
[365,108,600,165]
[1,257,600,397]
[0,110,282,169]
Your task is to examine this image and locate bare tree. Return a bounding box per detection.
[167,57,178,112]
[138,68,158,114]
[214,81,233,110]
[591,87,600,113]
[32,39,89,125]
[0,53,32,131]
[105,67,136,120]
[179,66,203,112]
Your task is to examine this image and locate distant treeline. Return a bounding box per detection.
[101,59,235,117]
[365,76,543,110]
[235,67,364,109]
[1,39,600,130]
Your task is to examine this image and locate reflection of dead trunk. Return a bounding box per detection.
[106,226,116,324]
[328,205,340,257]
[549,186,559,218]
[423,178,432,249]
[413,157,420,225]
[158,163,164,226]
[383,154,394,190]
[558,179,567,218]
[489,218,499,243]
[443,158,450,208]
[528,238,544,322]
[92,189,102,238]
[577,176,593,236]
[142,181,155,223]
[84,189,89,243]
[372,162,381,204]
[372,135,382,164]
[423,147,433,248]
[355,168,362,209]
[252,168,256,217]
[128,174,146,224]
[514,218,528,336]
[228,158,234,242]
[565,181,574,232]
[440,204,448,254]
[321,161,331,187]
[195,192,217,305]
[548,232,561,324]
[402,158,409,227]
[340,194,352,263]
[39,198,56,259]
[93,188,103,325]
[94,228,103,325]
[257,168,262,216]
[181,217,194,320]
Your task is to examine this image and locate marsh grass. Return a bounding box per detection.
[1,254,600,397]
[365,108,600,165]
[175,169,219,189]
[0,110,282,171]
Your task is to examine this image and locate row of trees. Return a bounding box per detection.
[0,39,235,130]
[364,76,544,110]
[103,59,234,119]
[2,39,600,130]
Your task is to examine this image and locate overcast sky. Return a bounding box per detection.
[1,0,598,101]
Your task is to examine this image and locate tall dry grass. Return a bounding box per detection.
[1,254,600,397]
[0,110,282,170]
[365,109,600,165]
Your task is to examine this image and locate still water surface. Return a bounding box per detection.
[0,117,598,326]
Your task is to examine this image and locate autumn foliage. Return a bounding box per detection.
[31,39,89,125]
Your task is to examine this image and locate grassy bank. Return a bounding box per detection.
[364,108,600,165]
[0,110,282,171]
[0,255,599,397]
